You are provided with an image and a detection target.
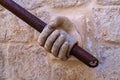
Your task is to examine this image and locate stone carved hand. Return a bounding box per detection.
[38,16,79,60]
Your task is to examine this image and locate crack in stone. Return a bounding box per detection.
[4,30,7,42]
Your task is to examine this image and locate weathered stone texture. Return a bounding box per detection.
[4,44,50,80]
[52,0,89,8]
[0,10,33,42]
[0,45,6,80]
[1,0,120,80]
[96,46,120,80]
[53,64,78,80]
[93,8,120,43]
[97,0,120,5]
[34,8,51,24]
[51,61,96,80]
[13,0,47,10]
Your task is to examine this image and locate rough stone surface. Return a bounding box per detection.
[4,44,50,80]
[0,0,120,80]
[0,10,33,42]
[97,0,120,5]
[51,0,89,8]
[51,61,92,80]
[0,45,6,80]
[96,46,120,80]
[93,8,120,43]
[13,0,47,10]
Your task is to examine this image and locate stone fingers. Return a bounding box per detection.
[38,26,77,61]
[42,29,70,60]
[58,42,69,61]
[44,30,60,52]
[51,34,66,57]
[38,16,66,46]
[38,25,55,46]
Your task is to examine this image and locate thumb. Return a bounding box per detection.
[50,16,75,33]
[48,16,64,29]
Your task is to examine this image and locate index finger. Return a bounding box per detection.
[38,25,55,46]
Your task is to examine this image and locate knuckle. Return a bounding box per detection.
[64,42,69,47]
[54,30,60,33]
[47,38,54,43]
[53,43,58,47]
[48,23,56,29]
[60,34,65,39]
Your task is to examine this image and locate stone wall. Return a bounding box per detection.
[0,0,120,80]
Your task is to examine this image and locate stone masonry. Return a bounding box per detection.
[0,0,120,80]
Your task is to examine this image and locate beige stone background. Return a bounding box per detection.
[0,0,120,80]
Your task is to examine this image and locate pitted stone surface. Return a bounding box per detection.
[51,61,96,80]
[0,0,120,80]
[52,62,84,80]
[93,8,120,43]
[0,45,6,80]
[5,44,51,80]
[0,11,33,42]
[51,0,89,8]
[97,0,120,5]
[13,0,47,10]
[96,46,120,80]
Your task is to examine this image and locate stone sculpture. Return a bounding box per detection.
[38,16,78,60]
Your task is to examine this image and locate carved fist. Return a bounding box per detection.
[38,16,78,60]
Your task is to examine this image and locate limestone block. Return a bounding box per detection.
[52,62,84,80]
[0,10,33,42]
[96,46,120,80]
[13,0,47,10]
[0,45,6,80]
[5,44,51,80]
[51,0,89,8]
[97,0,120,5]
[35,8,51,24]
[51,60,97,80]
[93,8,120,43]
